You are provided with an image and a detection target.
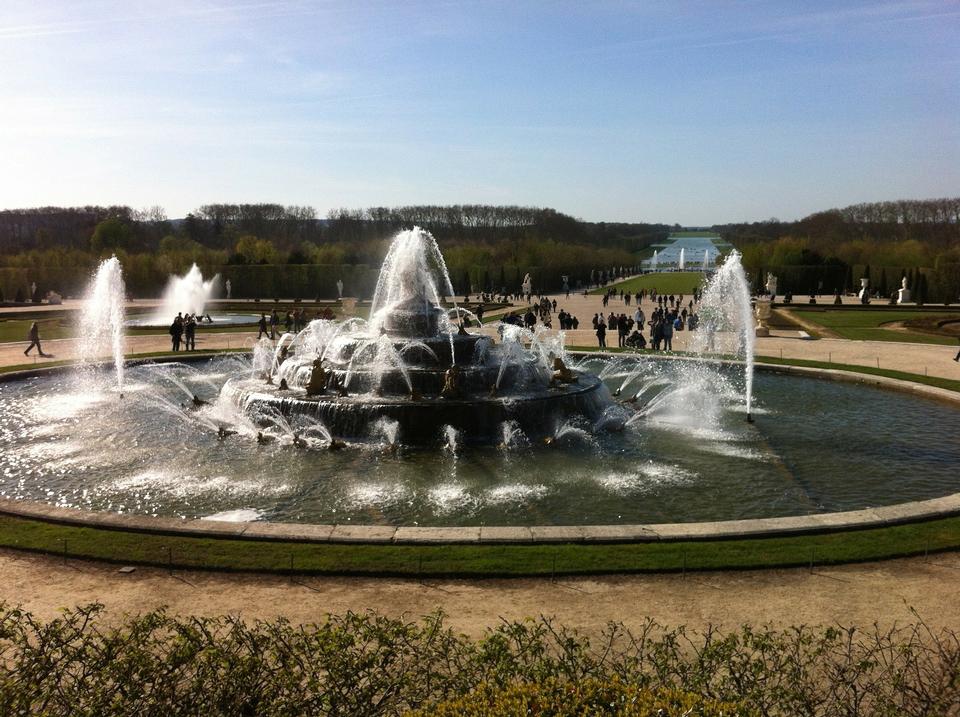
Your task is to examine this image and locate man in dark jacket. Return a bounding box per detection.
[24,322,49,357]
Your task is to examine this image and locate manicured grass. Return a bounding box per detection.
[590,272,706,296]
[0,513,958,576]
[0,317,74,342]
[789,308,960,345]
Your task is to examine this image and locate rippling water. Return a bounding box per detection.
[0,355,957,526]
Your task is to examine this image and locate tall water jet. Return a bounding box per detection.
[369,227,455,335]
[702,249,710,271]
[150,264,219,324]
[651,250,658,271]
[690,251,755,420]
[678,247,686,271]
[78,256,127,391]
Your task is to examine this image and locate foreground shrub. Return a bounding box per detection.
[410,678,749,716]
[0,603,957,716]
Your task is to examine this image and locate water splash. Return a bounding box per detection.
[78,256,126,391]
[678,247,686,271]
[149,264,219,323]
[688,250,755,419]
[368,226,456,334]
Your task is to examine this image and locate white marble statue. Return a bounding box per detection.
[765,273,778,297]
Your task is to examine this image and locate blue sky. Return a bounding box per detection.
[0,0,957,224]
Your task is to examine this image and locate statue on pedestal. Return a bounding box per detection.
[765,273,778,298]
[897,276,912,305]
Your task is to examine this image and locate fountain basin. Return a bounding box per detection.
[1,355,958,529]
[231,373,610,445]
[125,313,259,328]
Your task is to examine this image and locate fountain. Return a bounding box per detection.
[690,251,755,420]
[224,228,611,445]
[650,250,658,271]
[678,247,686,271]
[148,264,220,324]
[1,238,959,529]
[78,256,127,391]
[702,249,710,271]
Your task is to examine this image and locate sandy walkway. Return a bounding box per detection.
[5,548,959,635]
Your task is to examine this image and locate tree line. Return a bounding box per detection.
[718,197,960,301]
[0,203,663,300]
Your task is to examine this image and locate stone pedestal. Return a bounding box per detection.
[897,288,911,305]
[340,297,358,313]
[755,297,772,337]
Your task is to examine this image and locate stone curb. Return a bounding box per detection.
[0,493,957,546]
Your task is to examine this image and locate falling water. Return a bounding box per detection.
[368,226,457,335]
[678,247,686,271]
[149,264,219,323]
[691,251,755,419]
[78,256,127,391]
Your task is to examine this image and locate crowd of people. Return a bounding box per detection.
[590,287,703,352]
[255,308,317,340]
[167,312,211,352]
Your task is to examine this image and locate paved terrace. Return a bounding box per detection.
[4,289,958,380]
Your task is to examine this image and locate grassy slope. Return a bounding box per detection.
[590,272,706,296]
[789,308,960,345]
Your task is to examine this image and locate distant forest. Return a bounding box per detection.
[0,198,956,301]
[0,204,669,300]
[717,197,960,302]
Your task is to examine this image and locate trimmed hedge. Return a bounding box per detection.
[0,605,957,716]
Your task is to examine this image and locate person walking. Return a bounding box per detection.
[23,321,49,357]
[954,337,960,362]
[662,316,674,351]
[257,313,269,340]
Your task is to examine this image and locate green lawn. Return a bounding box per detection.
[590,271,706,296]
[789,308,960,345]
[1,513,958,576]
[0,317,74,343]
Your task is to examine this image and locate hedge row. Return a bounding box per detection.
[0,604,957,715]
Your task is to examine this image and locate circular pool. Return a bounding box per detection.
[125,313,259,328]
[1,354,958,527]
